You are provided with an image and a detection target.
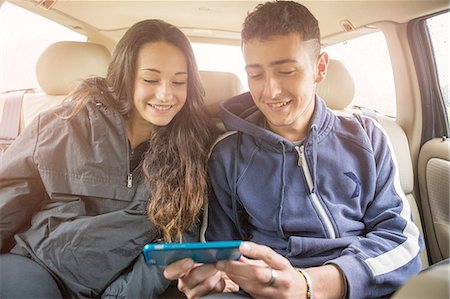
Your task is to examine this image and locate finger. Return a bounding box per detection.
[180,268,224,298]
[216,260,274,287]
[227,270,279,299]
[163,258,195,280]
[240,241,291,269]
[179,263,219,290]
[240,256,268,267]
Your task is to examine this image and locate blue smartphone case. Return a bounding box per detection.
[143,240,243,265]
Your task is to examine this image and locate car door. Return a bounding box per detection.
[410,11,450,265]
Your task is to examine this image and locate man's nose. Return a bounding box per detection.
[262,75,282,99]
[155,82,174,102]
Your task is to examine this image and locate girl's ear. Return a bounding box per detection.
[315,52,329,83]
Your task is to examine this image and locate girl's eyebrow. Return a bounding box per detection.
[141,68,160,73]
[141,68,187,75]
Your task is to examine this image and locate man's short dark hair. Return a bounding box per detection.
[242,1,321,57]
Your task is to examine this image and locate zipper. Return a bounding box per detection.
[123,122,133,189]
[127,173,133,188]
[295,145,336,239]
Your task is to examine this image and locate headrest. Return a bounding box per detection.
[36,41,111,95]
[199,70,244,115]
[316,59,355,110]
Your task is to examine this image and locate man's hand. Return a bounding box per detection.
[216,242,308,299]
[217,242,346,299]
[164,258,238,299]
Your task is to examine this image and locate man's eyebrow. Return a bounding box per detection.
[140,68,187,75]
[245,59,298,70]
[269,59,298,66]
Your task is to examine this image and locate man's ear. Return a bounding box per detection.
[315,52,329,83]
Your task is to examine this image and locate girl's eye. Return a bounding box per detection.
[143,79,158,84]
[173,81,186,86]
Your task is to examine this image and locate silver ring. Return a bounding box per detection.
[267,268,277,287]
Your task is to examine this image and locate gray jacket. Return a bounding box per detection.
[0,99,198,298]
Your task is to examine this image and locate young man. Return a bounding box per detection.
[165,1,422,298]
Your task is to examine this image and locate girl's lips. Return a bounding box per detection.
[148,103,174,111]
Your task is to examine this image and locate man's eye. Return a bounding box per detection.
[279,70,296,75]
[248,73,263,80]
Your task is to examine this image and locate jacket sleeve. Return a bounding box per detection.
[102,223,201,298]
[0,115,46,252]
[101,254,170,299]
[205,140,242,242]
[329,119,423,299]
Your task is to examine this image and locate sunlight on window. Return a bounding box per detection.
[191,43,248,90]
[427,12,450,121]
[0,2,86,92]
[324,32,397,117]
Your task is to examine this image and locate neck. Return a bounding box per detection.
[126,114,153,150]
[267,120,309,142]
[265,95,315,142]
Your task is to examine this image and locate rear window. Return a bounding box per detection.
[0,2,86,92]
[191,42,248,89]
[324,31,397,117]
[426,12,450,123]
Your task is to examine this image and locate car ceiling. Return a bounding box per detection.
[6,0,450,47]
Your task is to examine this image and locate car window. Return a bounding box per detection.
[426,12,450,124]
[324,32,397,117]
[191,43,248,90]
[0,2,86,93]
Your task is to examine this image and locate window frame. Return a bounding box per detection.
[408,9,450,144]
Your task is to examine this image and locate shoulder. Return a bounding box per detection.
[335,114,391,155]
[209,131,239,159]
[329,113,380,151]
[35,97,123,146]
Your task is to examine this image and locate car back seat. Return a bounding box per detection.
[199,70,245,131]
[0,41,111,159]
[21,41,111,129]
[317,59,429,268]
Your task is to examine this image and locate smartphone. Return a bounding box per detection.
[143,240,243,266]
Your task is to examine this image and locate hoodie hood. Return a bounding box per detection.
[218,91,335,150]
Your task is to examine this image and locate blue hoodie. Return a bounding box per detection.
[206,92,422,299]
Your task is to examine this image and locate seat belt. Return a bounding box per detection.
[0,90,28,160]
[355,105,379,122]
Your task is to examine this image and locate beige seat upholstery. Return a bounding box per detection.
[317,59,429,268]
[199,70,244,115]
[21,41,111,129]
[199,70,244,131]
[316,59,355,110]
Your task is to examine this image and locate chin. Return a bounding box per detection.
[149,117,175,127]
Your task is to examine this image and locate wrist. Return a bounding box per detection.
[297,268,313,299]
[298,264,345,299]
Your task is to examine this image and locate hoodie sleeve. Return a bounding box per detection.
[205,136,243,242]
[0,115,46,252]
[329,118,423,299]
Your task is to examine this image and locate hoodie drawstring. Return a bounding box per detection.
[278,141,287,238]
[311,124,318,193]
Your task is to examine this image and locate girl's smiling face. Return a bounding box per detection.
[131,41,188,129]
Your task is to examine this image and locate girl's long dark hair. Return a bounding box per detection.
[68,20,216,242]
